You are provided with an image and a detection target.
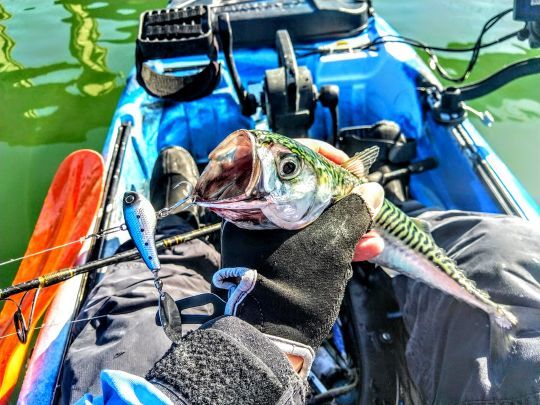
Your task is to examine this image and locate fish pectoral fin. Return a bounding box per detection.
[341,146,380,178]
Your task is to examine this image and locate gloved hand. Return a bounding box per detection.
[214,182,383,375]
[145,142,384,404]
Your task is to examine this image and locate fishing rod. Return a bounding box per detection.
[0,223,221,301]
[0,182,196,268]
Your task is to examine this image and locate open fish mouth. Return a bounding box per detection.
[195,130,266,210]
[210,207,267,223]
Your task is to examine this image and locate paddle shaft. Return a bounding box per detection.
[0,223,221,300]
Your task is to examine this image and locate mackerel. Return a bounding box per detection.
[195,129,517,328]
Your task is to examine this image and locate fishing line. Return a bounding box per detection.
[0,223,221,301]
[0,224,128,268]
[297,8,519,83]
[156,181,196,219]
[0,183,196,268]
[0,313,111,342]
[0,221,221,342]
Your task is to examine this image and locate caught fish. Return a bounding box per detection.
[123,191,160,271]
[195,129,517,329]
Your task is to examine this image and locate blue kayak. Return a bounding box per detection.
[18,3,540,404]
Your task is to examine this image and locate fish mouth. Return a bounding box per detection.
[195,130,266,209]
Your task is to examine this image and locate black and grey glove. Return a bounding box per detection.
[146,187,380,405]
[147,316,308,405]
[213,191,377,376]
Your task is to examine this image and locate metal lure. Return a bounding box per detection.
[122,191,160,271]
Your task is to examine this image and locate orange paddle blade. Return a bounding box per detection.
[0,150,105,404]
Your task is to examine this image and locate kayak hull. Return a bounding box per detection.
[18,12,539,404]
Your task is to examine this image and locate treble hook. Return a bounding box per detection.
[156,181,197,219]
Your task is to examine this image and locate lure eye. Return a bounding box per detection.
[124,194,135,204]
[278,155,302,180]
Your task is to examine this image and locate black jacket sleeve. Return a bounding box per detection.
[146,316,308,405]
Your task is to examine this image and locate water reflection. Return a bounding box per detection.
[64,2,116,97]
[0,5,31,88]
[0,5,19,71]
[0,0,162,146]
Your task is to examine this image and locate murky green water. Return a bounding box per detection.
[0,0,539,286]
[0,0,163,282]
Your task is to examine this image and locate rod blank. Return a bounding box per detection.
[0,223,221,300]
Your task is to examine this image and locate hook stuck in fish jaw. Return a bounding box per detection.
[156,181,196,219]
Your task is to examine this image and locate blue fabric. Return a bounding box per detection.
[75,370,173,405]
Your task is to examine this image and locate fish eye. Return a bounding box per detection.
[278,155,302,180]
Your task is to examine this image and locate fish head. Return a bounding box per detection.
[195,130,336,230]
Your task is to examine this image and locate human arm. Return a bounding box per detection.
[74,317,303,405]
[143,180,380,404]
[97,138,382,400]
[214,183,380,375]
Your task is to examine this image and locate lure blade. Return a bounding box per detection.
[122,192,160,271]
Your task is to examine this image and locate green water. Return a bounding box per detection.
[376,0,540,205]
[0,0,539,287]
[0,0,163,283]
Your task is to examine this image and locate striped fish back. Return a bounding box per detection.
[374,200,490,301]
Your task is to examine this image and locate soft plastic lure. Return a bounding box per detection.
[195,129,517,329]
[122,191,160,271]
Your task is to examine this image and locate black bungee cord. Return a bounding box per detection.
[297,8,522,83]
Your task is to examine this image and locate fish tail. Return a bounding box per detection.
[488,310,516,387]
[416,236,520,330]
[374,199,519,330]
[455,273,518,329]
[461,280,518,329]
[491,305,518,329]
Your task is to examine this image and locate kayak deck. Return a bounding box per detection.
[100,16,537,255]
